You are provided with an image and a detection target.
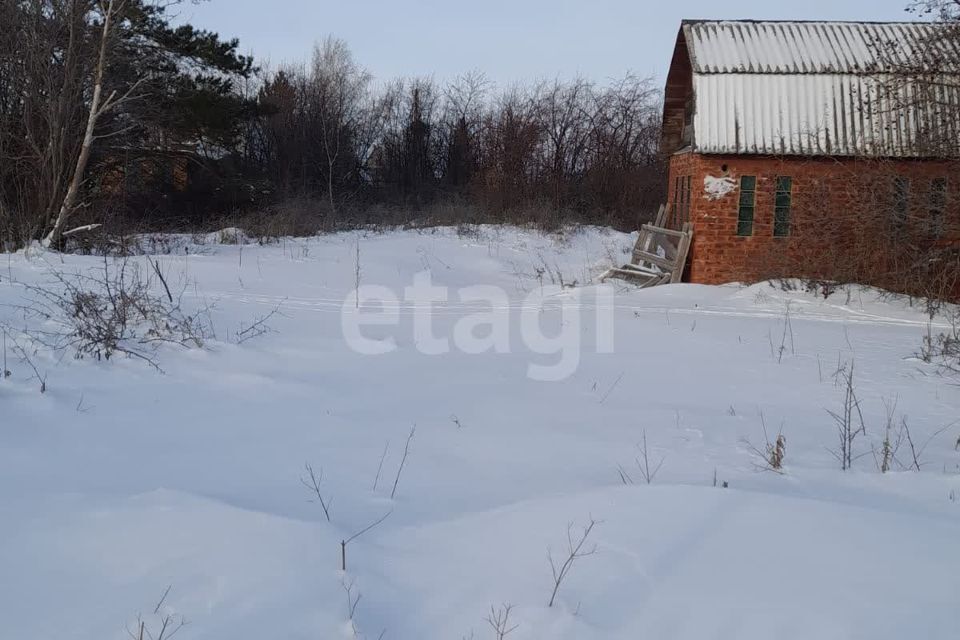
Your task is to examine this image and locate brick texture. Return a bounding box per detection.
[666,152,960,290]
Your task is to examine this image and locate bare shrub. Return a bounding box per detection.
[770,434,787,469]
[827,361,867,471]
[390,425,415,500]
[774,278,844,300]
[235,305,281,344]
[755,157,960,306]
[901,417,956,471]
[342,576,362,633]
[920,308,960,375]
[300,463,332,522]
[617,429,664,485]
[127,587,187,640]
[874,397,903,474]
[1,332,49,393]
[236,198,330,240]
[340,509,392,571]
[486,603,518,640]
[372,440,390,492]
[776,302,795,363]
[547,517,599,608]
[1,329,9,379]
[741,411,786,473]
[17,258,209,371]
[868,397,956,473]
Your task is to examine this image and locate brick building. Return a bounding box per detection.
[661,20,960,286]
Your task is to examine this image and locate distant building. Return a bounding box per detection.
[100,145,194,196]
[661,20,960,285]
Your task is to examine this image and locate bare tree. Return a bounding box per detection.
[440,71,489,189]
[249,65,664,230]
[45,0,143,248]
[536,77,591,211]
[747,7,960,305]
[0,1,94,246]
[309,37,371,216]
[910,0,960,19]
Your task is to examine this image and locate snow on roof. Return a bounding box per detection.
[684,20,960,75]
[673,20,960,157]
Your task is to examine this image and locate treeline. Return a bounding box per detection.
[0,2,664,249]
[244,40,664,231]
[0,0,255,247]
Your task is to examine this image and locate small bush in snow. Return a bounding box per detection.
[770,434,786,470]
[920,309,960,376]
[19,258,209,370]
[774,278,845,300]
[617,429,665,485]
[127,587,186,640]
[485,603,518,640]
[827,361,868,471]
[741,412,786,473]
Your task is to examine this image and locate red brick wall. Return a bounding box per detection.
[667,152,960,287]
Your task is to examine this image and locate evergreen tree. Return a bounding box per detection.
[0,0,257,244]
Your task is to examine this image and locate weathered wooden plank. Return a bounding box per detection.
[653,203,667,228]
[635,231,651,257]
[670,226,693,284]
[603,268,660,285]
[633,205,665,256]
[633,250,677,271]
[635,235,677,260]
[655,238,679,259]
[620,263,663,276]
[607,205,693,288]
[642,224,688,240]
[600,266,658,283]
[638,276,669,289]
[639,204,665,254]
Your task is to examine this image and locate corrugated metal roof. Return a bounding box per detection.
[684,20,960,74]
[679,20,960,156]
[693,73,960,156]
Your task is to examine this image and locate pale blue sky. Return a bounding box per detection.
[180,0,917,85]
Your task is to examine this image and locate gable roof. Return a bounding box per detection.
[662,20,960,157]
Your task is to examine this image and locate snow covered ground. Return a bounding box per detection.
[1,226,958,640]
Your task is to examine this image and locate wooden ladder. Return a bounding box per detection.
[600,204,693,288]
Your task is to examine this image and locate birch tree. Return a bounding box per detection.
[44,0,146,247]
[310,37,370,215]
